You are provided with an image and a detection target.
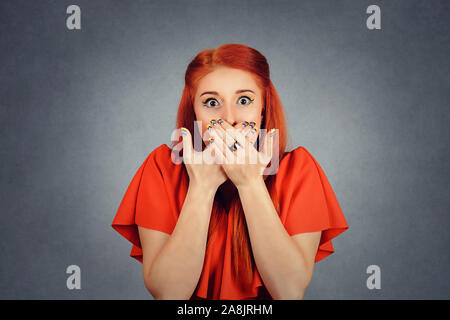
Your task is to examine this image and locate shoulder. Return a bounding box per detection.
[278,145,319,173]
[273,145,324,191]
[147,143,173,166]
[143,143,187,181]
[137,144,174,177]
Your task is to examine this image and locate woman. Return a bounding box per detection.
[111,43,349,300]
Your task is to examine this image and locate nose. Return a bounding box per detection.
[221,105,238,127]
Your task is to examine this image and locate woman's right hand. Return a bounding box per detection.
[180,127,228,191]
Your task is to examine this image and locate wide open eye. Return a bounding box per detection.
[237,96,254,106]
[202,97,220,108]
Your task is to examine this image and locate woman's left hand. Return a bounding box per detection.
[208,119,276,189]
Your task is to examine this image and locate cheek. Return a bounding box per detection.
[194,116,210,142]
[256,105,264,127]
[193,108,208,136]
[244,109,263,127]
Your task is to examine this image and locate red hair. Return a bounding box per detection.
[172,43,289,289]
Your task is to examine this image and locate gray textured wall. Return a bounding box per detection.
[0,0,449,299]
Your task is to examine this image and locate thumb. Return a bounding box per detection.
[180,127,193,164]
[263,128,276,159]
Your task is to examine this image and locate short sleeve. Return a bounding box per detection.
[111,146,178,263]
[278,147,349,263]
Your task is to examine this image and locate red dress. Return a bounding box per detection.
[111,144,349,299]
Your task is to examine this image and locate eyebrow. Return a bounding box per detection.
[200,89,255,97]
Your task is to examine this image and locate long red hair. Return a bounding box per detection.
[172,43,289,289]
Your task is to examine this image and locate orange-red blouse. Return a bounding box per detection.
[111,144,349,300]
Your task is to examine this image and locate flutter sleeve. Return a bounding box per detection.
[111,146,178,263]
[278,146,349,263]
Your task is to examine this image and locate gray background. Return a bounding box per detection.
[1,0,449,299]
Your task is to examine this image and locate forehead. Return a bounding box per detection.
[195,67,260,94]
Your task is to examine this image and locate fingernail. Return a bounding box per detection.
[217,118,224,125]
[206,124,213,131]
[181,127,188,135]
[269,128,276,137]
[251,126,258,134]
[249,121,256,128]
[209,137,214,143]
[242,121,249,127]
[210,119,217,125]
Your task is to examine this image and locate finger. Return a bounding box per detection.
[236,122,257,154]
[212,119,252,143]
[209,137,226,165]
[240,121,253,137]
[216,119,251,149]
[206,123,222,148]
[209,121,238,156]
[236,120,250,132]
[180,127,193,164]
[212,119,249,132]
[201,136,217,164]
[248,124,259,147]
[211,119,238,151]
[209,129,236,164]
[263,128,276,158]
[234,121,255,152]
[261,128,270,157]
[235,135,250,164]
[224,142,237,164]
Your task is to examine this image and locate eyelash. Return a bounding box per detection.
[202,96,254,108]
